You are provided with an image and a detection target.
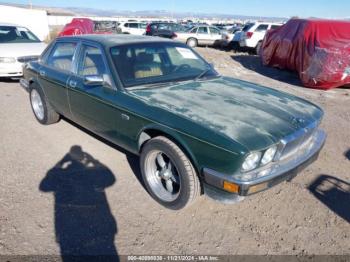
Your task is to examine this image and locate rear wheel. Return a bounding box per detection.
[140,136,201,210]
[29,85,60,125]
[255,41,262,55]
[186,38,198,48]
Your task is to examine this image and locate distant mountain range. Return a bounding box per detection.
[0,2,286,21]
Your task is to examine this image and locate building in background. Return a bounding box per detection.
[0,4,49,41]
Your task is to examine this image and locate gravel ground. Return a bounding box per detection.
[0,48,349,256]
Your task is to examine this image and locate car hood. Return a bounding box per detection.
[0,42,47,58]
[129,77,323,151]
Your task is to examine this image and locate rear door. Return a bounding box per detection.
[209,27,222,45]
[196,26,210,45]
[67,42,120,142]
[38,41,78,118]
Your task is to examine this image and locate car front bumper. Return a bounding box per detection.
[0,61,23,77]
[203,129,326,197]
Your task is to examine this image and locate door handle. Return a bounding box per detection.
[39,70,46,77]
[69,80,77,88]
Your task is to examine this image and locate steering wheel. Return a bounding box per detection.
[173,64,191,73]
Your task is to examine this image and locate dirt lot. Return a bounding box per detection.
[0,48,349,256]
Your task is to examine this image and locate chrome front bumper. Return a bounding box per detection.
[20,78,29,91]
[203,129,326,196]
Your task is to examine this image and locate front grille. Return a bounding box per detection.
[17,56,39,63]
[279,122,318,160]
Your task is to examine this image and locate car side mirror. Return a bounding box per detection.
[84,75,104,86]
[84,74,113,88]
[209,63,215,69]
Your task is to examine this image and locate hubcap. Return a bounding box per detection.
[31,89,44,120]
[144,150,181,202]
[188,40,196,47]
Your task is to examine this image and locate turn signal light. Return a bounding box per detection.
[223,181,240,193]
[247,182,268,195]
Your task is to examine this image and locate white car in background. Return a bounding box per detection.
[0,23,46,78]
[119,22,147,35]
[174,25,222,47]
[220,27,242,48]
[239,22,282,54]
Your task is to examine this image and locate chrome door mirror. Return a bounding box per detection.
[84,75,104,86]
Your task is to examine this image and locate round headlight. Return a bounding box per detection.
[261,146,277,165]
[242,152,261,171]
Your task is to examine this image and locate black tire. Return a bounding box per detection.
[140,136,201,210]
[186,38,198,48]
[29,84,60,125]
[255,41,262,55]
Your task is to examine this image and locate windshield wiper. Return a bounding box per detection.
[127,81,181,90]
[195,67,213,81]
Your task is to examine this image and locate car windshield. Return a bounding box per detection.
[0,26,40,43]
[111,42,218,88]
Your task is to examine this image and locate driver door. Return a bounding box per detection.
[67,43,120,142]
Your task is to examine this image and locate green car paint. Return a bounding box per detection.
[23,35,324,190]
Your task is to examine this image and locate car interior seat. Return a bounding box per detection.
[81,54,105,76]
[134,52,163,79]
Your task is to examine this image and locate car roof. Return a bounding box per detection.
[57,34,175,47]
[0,22,20,27]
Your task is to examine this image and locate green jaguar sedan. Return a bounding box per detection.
[21,35,326,209]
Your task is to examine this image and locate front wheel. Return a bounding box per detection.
[29,85,60,125]
[186,38,198,48]
[140,136,201,210]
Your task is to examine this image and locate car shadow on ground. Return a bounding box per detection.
[39,145,119,261]
[345,149,350,160]
[0,78,19,83]
[308,175,350,223]
[63,117,146,190]
[231,55,304,87]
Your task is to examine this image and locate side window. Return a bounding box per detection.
[210,27,220,35]
[271,25,281,30]
[255,24,269,32]
[129,23,138,29]
[78,45,107,77]
[47,42,77,72]
[197,27,208,34]
[190,27,197,34]
[158,24,168,30]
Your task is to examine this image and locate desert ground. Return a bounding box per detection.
[0,47,349,257]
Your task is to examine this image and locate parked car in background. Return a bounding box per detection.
[227,23,254,51]
[0,23,46,79]
[119,22,147,35]
[145,22,186,39]
[239,22,282,54]
[174,25,222,47]
[58,18,119,37]
[221,26,243,49]
[21,35,326,210]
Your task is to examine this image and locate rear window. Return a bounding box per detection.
[242,23,254,32]
[255,24,269,32]
[0,26,40,43]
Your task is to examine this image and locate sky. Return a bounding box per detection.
[3,0,349,18]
